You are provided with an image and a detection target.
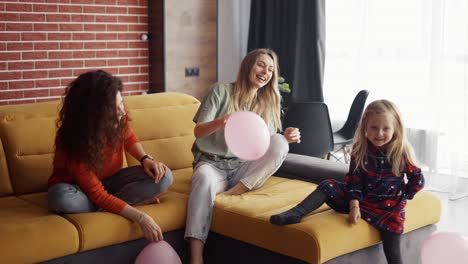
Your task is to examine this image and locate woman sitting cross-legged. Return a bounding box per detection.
[47,70,173,242]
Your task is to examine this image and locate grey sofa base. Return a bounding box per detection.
[325,224,435,264]
[41,229,190,264]
[204,224,435,264]
[41,224,435,264]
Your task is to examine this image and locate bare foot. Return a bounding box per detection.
[222,183,248,195]
[134,195,161,206]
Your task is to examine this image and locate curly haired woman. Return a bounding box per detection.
[48,70,173,242]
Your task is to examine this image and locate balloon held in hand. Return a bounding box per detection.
[224,111,270,161]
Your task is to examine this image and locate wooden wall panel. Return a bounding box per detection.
[148,0,165,94]
[164,0,217,101]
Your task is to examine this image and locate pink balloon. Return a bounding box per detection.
[224,111,270,161]
[421,231,468,264]
[135,241,182,264]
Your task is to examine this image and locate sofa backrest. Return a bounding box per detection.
[0,92,200,196]
[0,139,12,197]
[0,101,60,195]
[123,92,199,169]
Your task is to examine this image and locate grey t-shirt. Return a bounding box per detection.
[191,83,244,169]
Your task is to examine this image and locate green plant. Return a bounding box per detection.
[278,76,291,93]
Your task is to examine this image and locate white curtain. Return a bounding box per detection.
[324,0,468,199]
[217,0,251,83]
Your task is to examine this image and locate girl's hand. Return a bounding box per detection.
[284,127,301,144]
[349,207,361,224]
[142,159,167,183]
[137,212,163,242]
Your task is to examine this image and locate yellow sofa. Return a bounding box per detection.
[0,92,441,264]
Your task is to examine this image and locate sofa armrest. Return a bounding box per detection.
[275,153,348,184]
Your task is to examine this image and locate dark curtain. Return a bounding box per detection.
[248,0,326,103]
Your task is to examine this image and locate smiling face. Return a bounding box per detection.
[365,113,395,148]
[249,54,275,89]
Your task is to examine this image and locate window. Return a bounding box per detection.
[324,0,468,193]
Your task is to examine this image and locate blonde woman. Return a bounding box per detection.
[270,99,425,264]
[185,49,301,263]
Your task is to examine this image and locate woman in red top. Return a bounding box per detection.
[48,70,173,242]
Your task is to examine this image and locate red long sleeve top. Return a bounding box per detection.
[48,127,139,214]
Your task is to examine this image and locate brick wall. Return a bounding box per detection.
[0,0,149,105]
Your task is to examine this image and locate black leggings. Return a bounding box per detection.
[380,230,402,264]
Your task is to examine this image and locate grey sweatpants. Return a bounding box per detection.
[185,134,289,242]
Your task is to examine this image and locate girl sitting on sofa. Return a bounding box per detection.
[270,99,425,264]
[48,70,173,243]
[185,48,302,264]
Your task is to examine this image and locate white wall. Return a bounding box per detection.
[217,0,251,83]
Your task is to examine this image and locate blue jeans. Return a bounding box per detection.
[185,134,289,242]
[48,165,173,213]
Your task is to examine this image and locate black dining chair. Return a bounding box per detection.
[283,102,334,159]
[329,90,369,163]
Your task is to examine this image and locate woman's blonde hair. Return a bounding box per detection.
[352,99,417,175]
[228,48,282,132]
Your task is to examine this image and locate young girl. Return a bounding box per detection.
[185,48,301,264]
[270,99,425,264]
[48,70,173,243]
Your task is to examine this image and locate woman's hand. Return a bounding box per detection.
[348,207,361,224]
[283,127,301,144]
[121,205,163,243]
[137,212,163,242]
[142,159,167,183]
[216,114,230,129]
[194,114,230,138]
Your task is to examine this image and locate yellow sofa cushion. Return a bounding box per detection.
[0,115,56,195]
[61,192,187,252]
[0,100,59,117]
[19,191,188,252]
[212,176,442,263]
[124,92,200,170]
[169,167,193,194]
[0,100,59,196]
[0,196,79,264]
[0,139,12,196]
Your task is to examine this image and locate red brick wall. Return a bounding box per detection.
[0,0,149,105]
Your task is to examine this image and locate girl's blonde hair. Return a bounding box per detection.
[352,99,417,175]
[228,48,282,132]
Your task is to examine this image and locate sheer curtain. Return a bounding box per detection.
[324,0,468,199]
[217,0,251,83]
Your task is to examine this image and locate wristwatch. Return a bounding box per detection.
[139,154,154,163]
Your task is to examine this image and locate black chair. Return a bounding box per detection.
[329,90,370,163]
[283,102,334,159]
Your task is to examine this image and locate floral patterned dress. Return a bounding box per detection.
[317,144,425,234]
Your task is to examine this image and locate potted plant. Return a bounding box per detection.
[278,76,291,94]
[278,76,291,121]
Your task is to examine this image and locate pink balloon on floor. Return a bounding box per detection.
[421,231,468,264]
[135,241,182,264]
[224,111,270,161]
